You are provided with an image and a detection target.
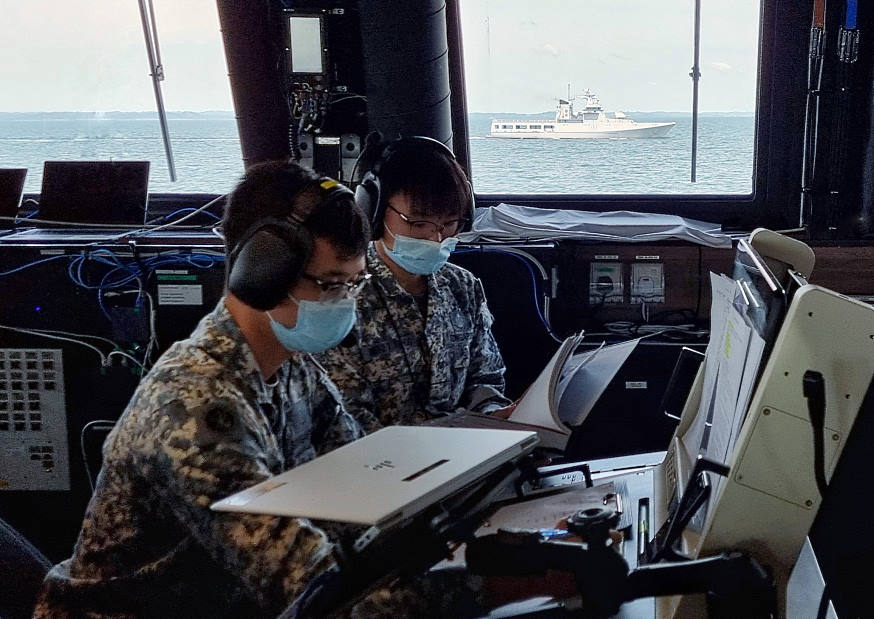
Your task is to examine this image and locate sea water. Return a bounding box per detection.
[0,113,753,197]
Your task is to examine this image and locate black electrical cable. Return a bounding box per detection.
[803,370,829,496]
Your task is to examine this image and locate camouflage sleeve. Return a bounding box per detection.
[276,564,486,618]
[316,338,383,434]
[463,278,512,413]
[346,569,485,619]
[146,394,338,615]
[309,356,368,454]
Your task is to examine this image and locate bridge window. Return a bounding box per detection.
[452,1,802,229]
[0,0,241,195]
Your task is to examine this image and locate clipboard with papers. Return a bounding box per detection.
[548,230,834,617]
[591,229,874,619]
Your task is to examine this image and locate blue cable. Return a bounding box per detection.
[1,248,226,323]
[151,208,221,224]
[0,254,74,277]
[453,247,554,335]
[846,0,857,29]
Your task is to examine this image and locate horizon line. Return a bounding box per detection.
[0,109,755,115]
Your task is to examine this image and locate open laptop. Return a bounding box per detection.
[37,161,150,227]
[211,426,539,530]
[0,168,27,228]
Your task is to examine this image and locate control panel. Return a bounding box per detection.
[630,261,665,304]
[589,261,623,304]
[283,5,367,180]
[0,349,70,490]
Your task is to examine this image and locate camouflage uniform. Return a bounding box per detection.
[317,244,510,432]
[33,299,365,618]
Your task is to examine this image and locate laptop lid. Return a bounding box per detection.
[37,161,150,226]
[211,426,539,529]
[0,168,27,228]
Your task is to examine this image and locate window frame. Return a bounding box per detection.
[446,0,810,232]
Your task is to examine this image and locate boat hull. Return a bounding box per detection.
[489,122,676,139]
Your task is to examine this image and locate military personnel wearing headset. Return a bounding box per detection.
[34,161,377,618]
[317,134,512,432]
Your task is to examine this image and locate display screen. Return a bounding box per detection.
[289,16,324,74]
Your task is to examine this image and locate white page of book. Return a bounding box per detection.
[556,338,640,426]
[555,341,605,404]
[508,335,579,434]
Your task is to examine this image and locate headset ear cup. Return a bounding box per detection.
[228,228,311,311]
[355,172,383,240]
[463,180,475,233]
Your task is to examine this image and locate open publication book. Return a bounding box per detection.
[428,333,640,451]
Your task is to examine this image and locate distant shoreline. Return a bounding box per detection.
[0,111,237,120]
[1,110,754,119]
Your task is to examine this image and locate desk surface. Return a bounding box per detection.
[498,453,838,618]
[0,227,223,247]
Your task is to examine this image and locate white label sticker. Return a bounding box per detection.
[158,284,203,306]
[625,381,647,390]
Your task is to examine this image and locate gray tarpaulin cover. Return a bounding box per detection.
[459,203,732,248]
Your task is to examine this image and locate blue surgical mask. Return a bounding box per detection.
[384,226,459,275]
[267,296,356,353]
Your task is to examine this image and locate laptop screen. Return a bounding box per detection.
[0,168,27,227]
[211,426,539,528]
[37,161,150,226]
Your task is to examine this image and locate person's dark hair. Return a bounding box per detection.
[222,160,369,280]
[358,133,472,220]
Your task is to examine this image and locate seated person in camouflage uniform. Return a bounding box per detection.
[317,134,512,432]
[33,161,382,617]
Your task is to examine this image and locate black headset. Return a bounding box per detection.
[227,177,354,311]
[354,135,474,240]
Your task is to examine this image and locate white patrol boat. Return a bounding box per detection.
[489,89,675,139]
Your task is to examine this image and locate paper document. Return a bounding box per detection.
[507,332,586,434]
[508,334,640,434]
[682,273,739,464]
[557,339,639,426]
[438,481,621,567]
[478,481,620,533]
[680,272,770,525]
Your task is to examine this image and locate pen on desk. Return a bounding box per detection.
[637,500,649,559]
[613,491,624,521]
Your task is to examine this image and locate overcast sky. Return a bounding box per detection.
[0,0,234,113]
[460,0,761,113]
[1,0,759,114]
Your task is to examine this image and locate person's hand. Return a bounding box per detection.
[490,401,517,419]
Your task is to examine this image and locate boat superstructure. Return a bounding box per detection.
[489,89,675,139]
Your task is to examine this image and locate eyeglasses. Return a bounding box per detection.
[300,272,372,301]
[386,204,469,239]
